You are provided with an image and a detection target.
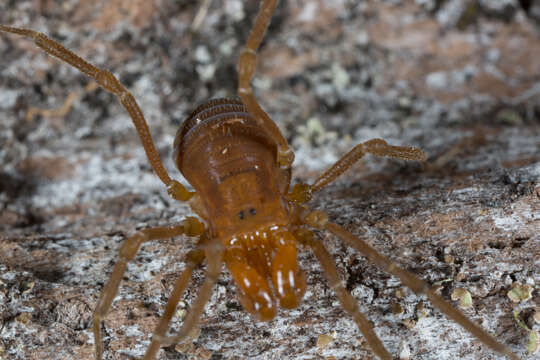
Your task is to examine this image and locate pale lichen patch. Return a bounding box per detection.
[451,288,473,309]
[507,283,534,303]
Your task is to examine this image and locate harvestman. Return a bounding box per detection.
[0,1,519,359]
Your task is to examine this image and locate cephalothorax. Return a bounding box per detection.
[0,1,520,359]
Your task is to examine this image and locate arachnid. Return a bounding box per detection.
[1,1,536,359]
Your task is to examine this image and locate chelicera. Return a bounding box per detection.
[0,1,520,359]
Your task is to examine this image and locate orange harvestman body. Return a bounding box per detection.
[0,1,520,359]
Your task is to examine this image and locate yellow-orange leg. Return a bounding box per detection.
[93,218,204,360]
[294,229,392,359]
[237,0,294,169]
[160,239,223,348]
[0,25,192,201]
[142,248,206,360]
[303,211,519,360]
[289,138,426,203]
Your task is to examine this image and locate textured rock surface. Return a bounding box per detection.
[1,1,539,359]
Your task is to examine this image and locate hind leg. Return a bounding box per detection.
[302,210,519,360]
[293,228,392,359]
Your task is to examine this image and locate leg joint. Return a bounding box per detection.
[152,334,166,343]
[241,48,257,55]
[96,69,123,94]
[119,232,147,261]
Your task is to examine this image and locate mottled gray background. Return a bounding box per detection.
[0,0,539,359]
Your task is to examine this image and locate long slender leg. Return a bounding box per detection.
[0,25,192,201]
[154,238,223,348]
[142,248,206,360]
[294,229,392,360]
[237,0,294,169]
[288,139,426,203]
[303,211,519,360]
[93,217,204,360]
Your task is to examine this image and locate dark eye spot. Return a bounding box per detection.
[238,210,245,220]
[249,208,256,216]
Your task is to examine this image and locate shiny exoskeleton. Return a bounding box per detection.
[0,1,519,359]
[174,98,304,319]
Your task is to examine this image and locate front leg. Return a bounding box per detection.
[288,138,426,203]
[237,0,294,169]
[93,217,204,360]
[0,25,193,200]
